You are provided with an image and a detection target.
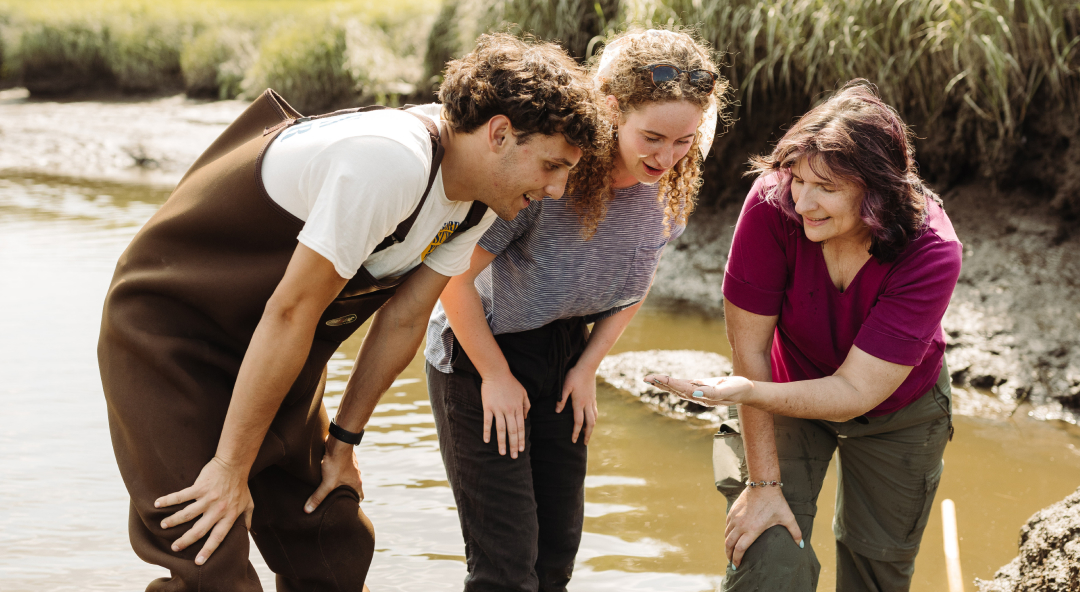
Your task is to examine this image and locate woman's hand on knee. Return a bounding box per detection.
[724,486,803,568]
[305,437,364,513]
[557,364,598,445]
[480,370,530,459]
[154,456,255,566]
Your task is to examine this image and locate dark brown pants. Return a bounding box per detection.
[104,341,375,592]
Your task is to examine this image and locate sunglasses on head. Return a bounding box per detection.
[637,63,718,92]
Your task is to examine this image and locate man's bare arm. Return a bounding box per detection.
[304,263,451,510]
[156,243,348,564]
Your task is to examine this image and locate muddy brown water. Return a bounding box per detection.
[1,172,1078,591]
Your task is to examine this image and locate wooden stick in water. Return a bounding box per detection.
[941,498,965,592]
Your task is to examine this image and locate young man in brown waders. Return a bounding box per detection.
[97,34,600,592]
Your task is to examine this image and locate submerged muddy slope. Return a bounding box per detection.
[1,88,1077,424]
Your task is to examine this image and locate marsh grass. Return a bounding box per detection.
[0,0,438,107]
[17,19,112,94]
[105,11,185,93]
[478,0,620,59]
[0,0,1077,205]
[625,0,1080,185]
[180,25,255,99]
[241,20,354,113]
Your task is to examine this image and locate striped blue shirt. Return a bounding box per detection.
[425,182,684,373]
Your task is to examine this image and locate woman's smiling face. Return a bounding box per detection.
[789,155,868,244]
[610,99,702,188]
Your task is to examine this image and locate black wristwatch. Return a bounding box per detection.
[329,419,365,446]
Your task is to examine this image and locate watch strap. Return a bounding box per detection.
[328,419,365,446]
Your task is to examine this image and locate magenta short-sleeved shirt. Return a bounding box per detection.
[722,176,963,416]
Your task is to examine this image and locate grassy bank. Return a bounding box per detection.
[438,0,1079,209]
[0,0,438,111]
[1,0,1078,211]
[623,0,1080,209]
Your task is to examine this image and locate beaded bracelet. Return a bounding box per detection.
[747,480,783,488]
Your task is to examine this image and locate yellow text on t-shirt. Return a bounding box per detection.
[421,220,461,260]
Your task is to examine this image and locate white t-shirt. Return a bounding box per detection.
[261,104,496,280]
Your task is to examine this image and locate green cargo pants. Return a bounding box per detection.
[713,363,952,592]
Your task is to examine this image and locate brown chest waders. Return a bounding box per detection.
[98,89,486,592]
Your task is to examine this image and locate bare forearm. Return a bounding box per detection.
[334,265,450,437]
[334,304,428,434]
[575,302,642,372]
[744,375,875,422]
[732,349,781,482]
[216,307,318,472]
[441,277,511,380]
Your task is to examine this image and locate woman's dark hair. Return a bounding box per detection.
[438,33,601,151]
[748,79,935,262]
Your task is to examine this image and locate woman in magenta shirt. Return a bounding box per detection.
[650,81,962,591]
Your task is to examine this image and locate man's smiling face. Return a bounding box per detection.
[484,131,583,220]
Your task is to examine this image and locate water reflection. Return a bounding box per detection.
[1,173,1079,592]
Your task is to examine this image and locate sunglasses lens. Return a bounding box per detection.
[689,71,716,91]
[650,65,680,84]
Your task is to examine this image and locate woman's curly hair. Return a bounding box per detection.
[748,80,936,263]
[567,28,731,239]
[438,33,601,151]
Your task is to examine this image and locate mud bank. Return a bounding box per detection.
[652,187,1080,426]
[0,88,247,186]
[976,487,1080,592]
[1,87,1076,425]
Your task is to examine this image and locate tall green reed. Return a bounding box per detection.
[105,11,185,92]
[180,25,255,99]
[1,0,1076,201]
[617,0,1078,182]
[0,10,10,87]
[241,20,355,113]
[479,0,619,59]
[1,0,439,106]
[18,18,111,94]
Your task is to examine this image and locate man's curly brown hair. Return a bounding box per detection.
[438,33,602,151]
[567,28,731,239]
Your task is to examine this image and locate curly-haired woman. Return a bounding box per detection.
[648,81,962,592]
[424,28,729,592]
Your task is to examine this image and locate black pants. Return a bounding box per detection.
[426,318,590,592]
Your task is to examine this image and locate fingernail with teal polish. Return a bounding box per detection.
[732,563,737,572]
[692,390,704,398]
[800,540,805,549]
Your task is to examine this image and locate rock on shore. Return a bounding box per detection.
[976,487,1080,592]
[597,349,732,424]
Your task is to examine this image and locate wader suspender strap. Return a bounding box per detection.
[265,105,488,256]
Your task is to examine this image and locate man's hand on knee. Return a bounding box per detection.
[155,456,255,566]
[305,436,364,513]
[724,486,803,568]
